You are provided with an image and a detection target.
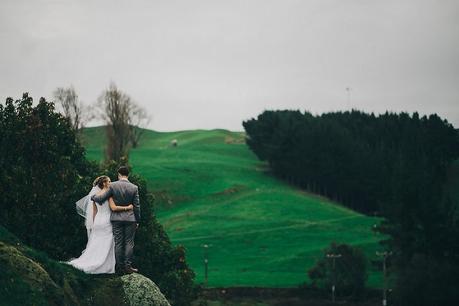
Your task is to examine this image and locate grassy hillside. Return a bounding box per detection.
[82,127,385,288]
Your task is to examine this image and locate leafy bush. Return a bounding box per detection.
[308,242,367,299]
[0,93,97,259]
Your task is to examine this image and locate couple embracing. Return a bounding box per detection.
[67,166,140,275]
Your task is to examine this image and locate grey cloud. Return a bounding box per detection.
[1,0,458,131]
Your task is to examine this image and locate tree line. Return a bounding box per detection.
[243,109,459,305]
[243,109,459,214]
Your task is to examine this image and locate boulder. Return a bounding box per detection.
[0,225,172,306]
[121,273,171,306]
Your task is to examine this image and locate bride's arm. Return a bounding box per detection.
[109,197,134,212]
[91,186,113,205]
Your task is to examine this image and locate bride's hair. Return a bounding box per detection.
[93,176,110,189]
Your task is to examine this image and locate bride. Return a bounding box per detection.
[66,176,134,274]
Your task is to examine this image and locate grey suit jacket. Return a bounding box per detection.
[91,179,140,223]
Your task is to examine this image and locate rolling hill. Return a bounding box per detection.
[82,127,385,288]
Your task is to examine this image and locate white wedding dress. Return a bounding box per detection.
[66,187,116,274]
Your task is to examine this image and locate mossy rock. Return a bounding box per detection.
[77,273,171,306]
[121,273,171,306]
[0,225,172,306]
[0,241,67,305]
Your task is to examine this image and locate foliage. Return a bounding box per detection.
[53,86,94,132]
[392,253,459,306]
[98,83,132,162]
[308,242,367,299]
[129,109,151,149]
[0,93,97,259]
[97,82,150,161]
[244,109,459,304]
[243,110,459,214]
[0,94,197,305]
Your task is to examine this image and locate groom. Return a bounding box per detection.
[91,166,140,274]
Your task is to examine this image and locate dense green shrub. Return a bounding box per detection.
[308,242,368,299]
[0,93,97,259]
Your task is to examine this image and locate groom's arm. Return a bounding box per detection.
[133,186,140,223]
[91,187,113,205]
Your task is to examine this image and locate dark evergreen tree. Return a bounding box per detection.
[0,93,96,258]
[244,109,459,305]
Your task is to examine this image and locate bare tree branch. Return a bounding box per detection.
[129,102,152,148]
[97,83,129,161]
[53,86,94,131]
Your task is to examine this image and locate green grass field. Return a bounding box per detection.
[82,127,385,288]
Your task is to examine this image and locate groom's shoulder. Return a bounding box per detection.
[114,179,138,189]
[128,180,139,189]
[110,180,126,189]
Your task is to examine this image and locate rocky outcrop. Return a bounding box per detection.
[0,240,76,305]
[121,273,171,306]
[0,226,171,306]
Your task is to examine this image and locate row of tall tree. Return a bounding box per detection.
[53,82,150,161]
[243,109,459,305]
[243,109,459,214]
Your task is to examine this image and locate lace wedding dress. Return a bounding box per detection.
[66,186,116,274]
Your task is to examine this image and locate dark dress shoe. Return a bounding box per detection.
[124,266,138,274]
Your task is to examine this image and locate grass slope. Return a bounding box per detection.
[82,127,385,288]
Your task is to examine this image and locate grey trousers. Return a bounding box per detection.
[112,221,137,270]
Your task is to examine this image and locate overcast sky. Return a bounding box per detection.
[1,0,458,131]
